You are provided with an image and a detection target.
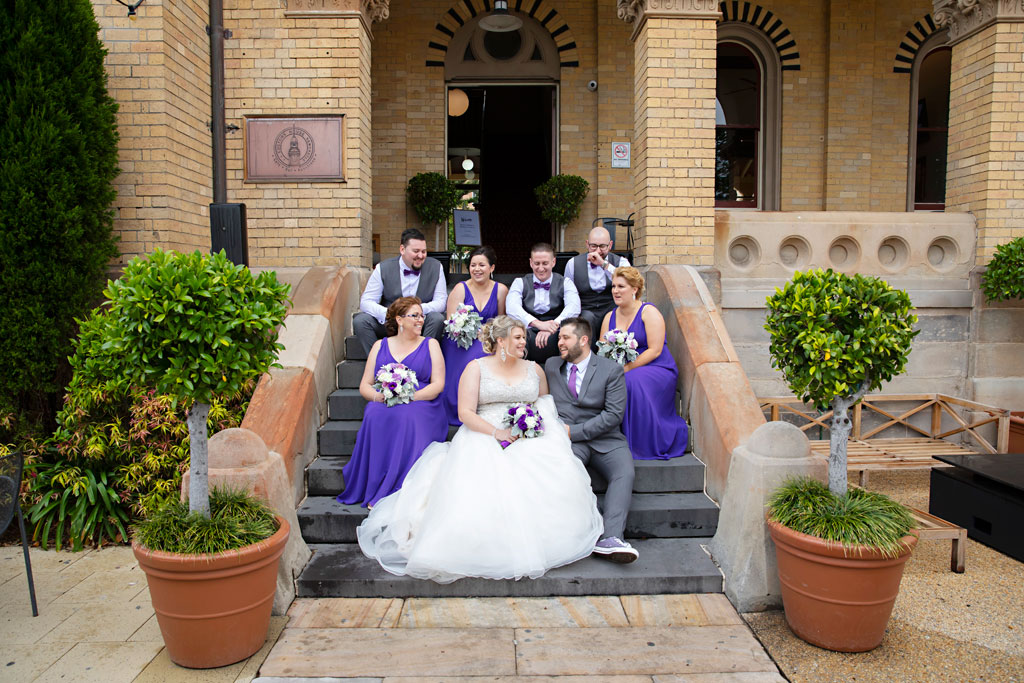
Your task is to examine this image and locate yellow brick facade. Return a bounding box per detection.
[94,0,1023,269]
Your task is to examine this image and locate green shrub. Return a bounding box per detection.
[534,175,590,226]
[768,478,915,557]
[0,0,120,441]
[980,236,1024,303]
[765,269,918,495]
[406,172,461,227]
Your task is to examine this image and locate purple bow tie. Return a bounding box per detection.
[589,262,600,269]
[533,281,551,291]
[404,268,420,277]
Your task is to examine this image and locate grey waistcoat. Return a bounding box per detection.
[520,273,566,322]
[379,256,442,307]
[571,252,623,296]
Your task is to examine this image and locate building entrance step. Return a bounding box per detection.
[296,538,722,598]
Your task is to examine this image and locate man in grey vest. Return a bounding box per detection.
[353,228,447,354]
[506,242,581,362]
[545,317,638,563]
[564,226,630,345]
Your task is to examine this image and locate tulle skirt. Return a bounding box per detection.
[357,395,604,583]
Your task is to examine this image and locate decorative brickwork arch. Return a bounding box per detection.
[425,0,579,69]
[718,2,800,71]
[893,14,944,73]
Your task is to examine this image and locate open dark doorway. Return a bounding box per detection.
[448,85,555,273]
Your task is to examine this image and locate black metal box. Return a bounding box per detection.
[929,466,1024,562]
[210,203,248,266]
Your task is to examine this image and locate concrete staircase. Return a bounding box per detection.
[295,334,722,597]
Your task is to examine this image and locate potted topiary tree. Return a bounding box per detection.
[93,248,291,668]
[534,174,589,251]
[763,268,920,652]
[407,171,461,252]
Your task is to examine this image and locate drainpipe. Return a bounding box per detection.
[209,0,227,204]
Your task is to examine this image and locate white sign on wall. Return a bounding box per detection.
[611,142,631,168]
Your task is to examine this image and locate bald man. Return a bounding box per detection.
[563,226,631,345]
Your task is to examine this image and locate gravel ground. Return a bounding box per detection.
[743,469,1024,683]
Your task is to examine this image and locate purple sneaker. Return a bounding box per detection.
[592,536,638,564]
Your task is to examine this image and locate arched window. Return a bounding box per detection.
[715,25,781,210]
[908,36,951,211]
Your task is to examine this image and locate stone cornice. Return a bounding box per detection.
[933,0,1024,45]
[619,0,722,41]
[283,0,389,35]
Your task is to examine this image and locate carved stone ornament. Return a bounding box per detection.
[933,0,1024,44]
[619,0,722,40]
[284,0,389,24]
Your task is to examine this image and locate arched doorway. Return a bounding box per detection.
[445,14,560,272]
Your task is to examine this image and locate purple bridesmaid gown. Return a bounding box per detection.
[613,303,689,460]
[338,337,448,507]
[440,281,500,425]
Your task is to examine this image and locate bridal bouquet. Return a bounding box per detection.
[500,402,544,447]
[596,328,639,365]
[444,303,483,350]
[374,362,418,406]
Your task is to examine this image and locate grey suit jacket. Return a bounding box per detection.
[544,353,629,454]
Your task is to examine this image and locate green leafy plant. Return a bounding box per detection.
[980,236,1024,303]
[0,0,120,442]
[85,249,290,519]
[534,174,590,226]
[132,488,278,555]
[407,172,461,228]
[768,478,915,557]
[765,269,918,495]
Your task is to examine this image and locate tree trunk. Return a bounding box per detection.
[828,395,854,496]
[186,402,211,517]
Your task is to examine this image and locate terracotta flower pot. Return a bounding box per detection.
[133,516,289,669]
[767,519,917,652]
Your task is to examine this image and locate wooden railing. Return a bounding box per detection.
[758,394,1011,455]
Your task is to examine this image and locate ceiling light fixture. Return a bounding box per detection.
[479,0,522,33]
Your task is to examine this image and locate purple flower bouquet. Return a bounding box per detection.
[500,402,544,447]
[596,328,639,365]
[444,303,483,350]
[373,362,418,407]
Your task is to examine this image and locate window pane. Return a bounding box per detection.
[716,129,758,204]
[915,47,950,208]
[918,48,950,128]
[717,43,760,127]
[915,130,947,206]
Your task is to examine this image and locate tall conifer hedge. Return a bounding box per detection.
[0,0,120,436]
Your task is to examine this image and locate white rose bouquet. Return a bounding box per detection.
[373,362,418,406]
[444,303,483,350]
[500,402,544,447]
[596,328,640,365]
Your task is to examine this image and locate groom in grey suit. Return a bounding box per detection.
[545,317,638,563]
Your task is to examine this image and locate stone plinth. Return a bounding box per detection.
[708,421,827,613]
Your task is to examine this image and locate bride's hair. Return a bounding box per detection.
[613,266,644,299]
[480,315,526,354]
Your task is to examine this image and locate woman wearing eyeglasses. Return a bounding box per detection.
[337,296,448,507]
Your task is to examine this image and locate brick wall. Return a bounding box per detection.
[946,22,1024,263]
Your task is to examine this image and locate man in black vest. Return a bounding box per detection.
[353,228,447,354]
[506,242,582,362]
[563,226,630,345]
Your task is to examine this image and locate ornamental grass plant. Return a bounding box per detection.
[767,477,915,557]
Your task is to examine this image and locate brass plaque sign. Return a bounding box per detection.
[244,116,345,182]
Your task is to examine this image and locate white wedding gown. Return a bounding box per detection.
[357,358,604,583]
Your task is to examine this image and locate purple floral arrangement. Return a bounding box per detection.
[499,402,544,447]
[373,362,417,407]
[596,328,639,365]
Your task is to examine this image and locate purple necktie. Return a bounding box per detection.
[568,364,578,399]
[533,281,550,290]
[404,268,420,277]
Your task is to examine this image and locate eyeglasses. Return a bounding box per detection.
[588,242,610,250]
[402,312,424,319]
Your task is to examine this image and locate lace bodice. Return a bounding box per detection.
[475,359,540,426]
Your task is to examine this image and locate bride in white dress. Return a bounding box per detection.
[357,315,604,583]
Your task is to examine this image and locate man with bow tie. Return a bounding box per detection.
[506,242,581,362]
[354,228,447,354]
[563,226,630,346]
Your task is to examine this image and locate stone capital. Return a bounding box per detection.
[283,0,389,32]
[618,0,722,41]
[933,0,1024,44]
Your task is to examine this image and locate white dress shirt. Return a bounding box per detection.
[566,351,592,397]
[563,254,631,293]
[358,259,448,324]
[506,275,582,326]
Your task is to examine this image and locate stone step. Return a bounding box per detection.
[306,453,706,498]
[345,335,368,361]
[328,388,367,419]
[336,359,365,389]
[297,492,719,544]
[295,538,722,598]
[318,420,362,456]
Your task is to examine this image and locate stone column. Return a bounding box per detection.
[619,0,720,266]
[934,0,1024,263]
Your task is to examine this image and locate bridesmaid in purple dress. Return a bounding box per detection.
[600,266,689,460]
[440,246,507,425]
[338,297,448,507]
